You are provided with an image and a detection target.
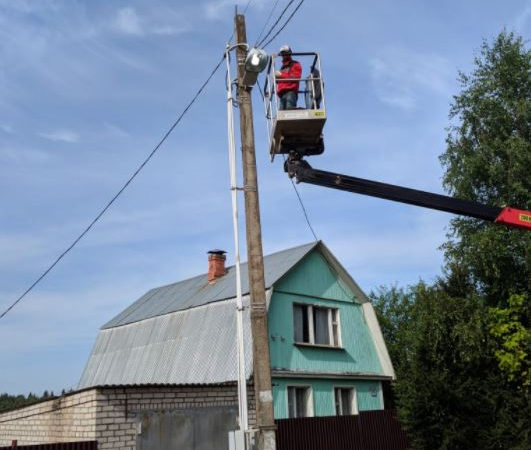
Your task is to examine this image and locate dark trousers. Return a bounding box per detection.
[279,91,298,110]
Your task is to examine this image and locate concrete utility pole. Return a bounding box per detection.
[234,13,276,450]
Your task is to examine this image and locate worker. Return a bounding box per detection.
[275,45,302,110]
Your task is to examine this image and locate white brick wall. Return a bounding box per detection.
[0,390,98,445]
[0,384,256,450]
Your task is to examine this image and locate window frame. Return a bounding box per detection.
[286,384,314,418]
[333,385,358,416]
[293,303,342,348]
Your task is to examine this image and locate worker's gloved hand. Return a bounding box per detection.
[275,71,282,77]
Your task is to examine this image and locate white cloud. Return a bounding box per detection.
[103,122,130,138]
[38,130,79,143]
[370,48,453,111]
[112,7,188,37]
[114,7,143,35]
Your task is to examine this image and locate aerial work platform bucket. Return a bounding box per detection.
[263,52,326,160]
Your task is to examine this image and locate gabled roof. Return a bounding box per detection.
[79,241,395,389]
[103,242,317,329]
[79,298,254,389]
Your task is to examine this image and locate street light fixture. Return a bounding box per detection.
[243,48,268,86]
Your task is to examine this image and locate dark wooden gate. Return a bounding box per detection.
[276,410,408,450]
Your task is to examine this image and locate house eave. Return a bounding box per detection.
[271,370,393,381]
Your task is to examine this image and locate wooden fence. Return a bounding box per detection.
[0,442,97,450]
[276,409,408,450]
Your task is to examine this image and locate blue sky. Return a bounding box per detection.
[0,0,529,395]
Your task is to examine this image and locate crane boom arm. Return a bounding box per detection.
[285,159,531,230]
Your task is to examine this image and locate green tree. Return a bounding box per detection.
[440,31,530,305]
[489,294,530,385]
[373,284,530,449]
[0,392,43,413]
[371,284,417,368]
[379,31,531,449]
[394,287,492,449]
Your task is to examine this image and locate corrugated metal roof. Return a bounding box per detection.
[78,241,395,389]
[79,298,253,389]
[103,241,317,329]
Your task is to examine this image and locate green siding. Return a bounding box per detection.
[268,248,386,419]
[275,250,354,301]
[272,378,383,419]
[269,250,382,375]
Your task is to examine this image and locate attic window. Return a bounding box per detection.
[293,304,341,347]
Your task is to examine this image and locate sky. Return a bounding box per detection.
[0,0,529,395]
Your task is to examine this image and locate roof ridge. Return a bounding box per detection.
[148,241,318,293]
[102,241,319,329]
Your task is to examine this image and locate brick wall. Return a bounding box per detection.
[0,389,98,445]
[0,384,256,450]
[95,384,255,450]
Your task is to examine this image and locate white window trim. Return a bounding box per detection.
[332,308,342,347]
[286,384,314,418]
[378,382,384,410]
[293,303,342,348]
[307,305,315,345]
[333,385,359,416]
[327,308,334,346]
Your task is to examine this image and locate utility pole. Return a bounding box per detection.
[234,13,276,450]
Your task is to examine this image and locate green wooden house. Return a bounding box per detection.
[80,241,394,420]
[267,242,394,418]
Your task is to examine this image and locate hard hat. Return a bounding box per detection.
[279,45,292,54]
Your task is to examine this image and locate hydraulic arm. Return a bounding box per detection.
[285,158,531,230]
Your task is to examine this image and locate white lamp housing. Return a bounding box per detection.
[243,48,269,86]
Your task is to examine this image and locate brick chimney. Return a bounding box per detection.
[207,249,227,282]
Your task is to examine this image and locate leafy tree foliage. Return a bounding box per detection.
[373,31,530,450]
[440,31,530,305]
[0,392,44,413]
[372,286,530,449]
[489,294,530,384]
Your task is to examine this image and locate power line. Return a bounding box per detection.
[255,78,318,242]
[282,155,319,241]
[1,0,300,320]
[256,0,297,48]
[242,0,254,13]
[253,0,281,47]
[0,56,226,321]
[261,0,305,49]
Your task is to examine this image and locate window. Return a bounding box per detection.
[287,386,312,418]
[334,387,358,415]
[293,304,341,347]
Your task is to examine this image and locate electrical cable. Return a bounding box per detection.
[0,55,226,321]
[242,0,254,13]
[1,0,299,320]
[261,0,305,49]
[256,0,297,48]
[256,0,313,239]
[255,79,318,242]
[253,0,281,47]
[282,154,319,241]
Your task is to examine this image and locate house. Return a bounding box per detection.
[0,241,395,449]
[79,241,394,416]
